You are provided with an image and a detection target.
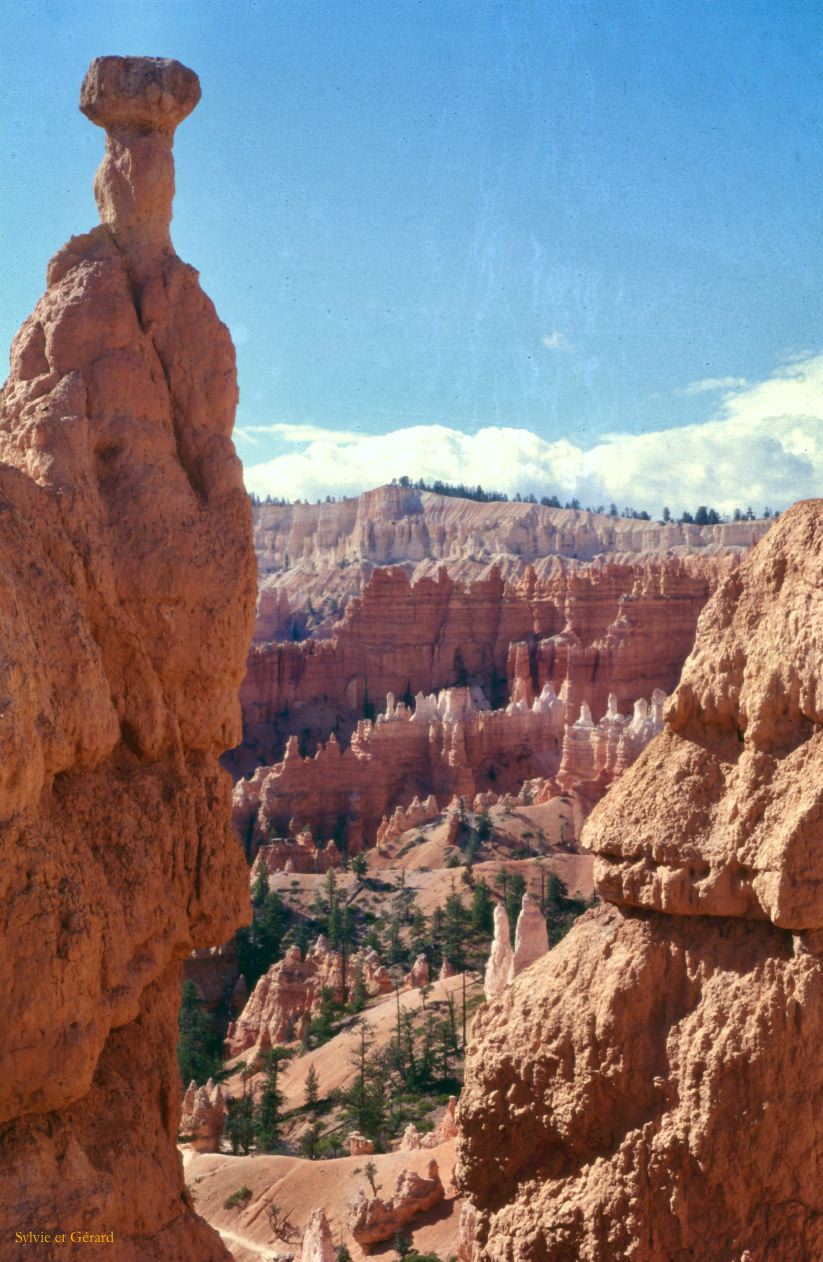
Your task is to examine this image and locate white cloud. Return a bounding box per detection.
[243,351,823,515]
[684,375,748,394]
[542,330,573,352]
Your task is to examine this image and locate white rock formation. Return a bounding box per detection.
[406,953,430,989]
[509,892,550,981]
[300,1208,335,1262]
[484,903,514,1001]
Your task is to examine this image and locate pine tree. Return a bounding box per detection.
[254,1048,293,1152]
[344,1023,387,1142]
[430,906,445,967]
[470,879,494,936]
[409,908,428,957]
[309,985,339,1044]
[304,1063,320,1109]
[251,866,269,908]
[442,884,469,971]
[257,889,287,964]
[298,1121,323,1159]
[177,980,222,1085]
[225,1072,254,1155]
[349,958,368,1013]
[475,809,492,841]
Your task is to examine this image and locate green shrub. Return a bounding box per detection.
[224,1185,252,1210]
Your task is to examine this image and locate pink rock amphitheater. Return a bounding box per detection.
[2,50,817,1262]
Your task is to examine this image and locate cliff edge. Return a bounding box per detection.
[0,57,256,1259]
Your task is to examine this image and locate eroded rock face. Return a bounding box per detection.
[348,1159,445,1245]
[346,1131,375,1155]
[251,488,768,640]
[587,502,823,927]
[234,684,667,859]
[406,953,430,989]
[180,1079,226,1153]
[226,938,390,1056]
[0,57,255,1260]
[483,905,513,1002]
[400,1097,459,1151]
[238,557,731,773]
[457,501,823,1262]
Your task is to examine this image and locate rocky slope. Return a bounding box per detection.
[456,499,823,1262]
[0,58,255,1260]
[233,538,728,859]
[186,1141,462,1262]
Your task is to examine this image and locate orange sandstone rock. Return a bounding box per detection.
[0,57,255,1260]
[238,557,731,772]
[226,938,391,1056]
[234,683,665,860]
[348,1159,445,1245]
[508,893,549,980]
[457,500,823,1262]
[180,1079,226,1153]
[251,486,768,637]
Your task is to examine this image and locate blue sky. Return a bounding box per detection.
[2,0,823,511]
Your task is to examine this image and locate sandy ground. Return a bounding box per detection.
[186,1140,460,1262]
[268,797,594,929]
[226,971,481,1110]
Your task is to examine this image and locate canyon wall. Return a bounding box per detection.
[0,58,255,1260]
[253,485,769,640]
[457,500,823,1262]
[237,555,729,771]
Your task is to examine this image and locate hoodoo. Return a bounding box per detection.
[457,500,823,1262]
[0,57,255,1259]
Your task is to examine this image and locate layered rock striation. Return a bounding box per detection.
[457,500,823,1262]
[0,58,255,1259]
[252,485,769,639]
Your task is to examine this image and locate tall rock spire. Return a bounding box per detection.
[0,58,255,1259]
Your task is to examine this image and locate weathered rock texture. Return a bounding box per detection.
[0,57,255,1260]
[346,1131,375,1156]
[483,904,514,1002]
[457,500,823,1262]
[508,894,549,980]
[237,557,733,773]
[348,1158,445,1245]
[401,1097,459,1151]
